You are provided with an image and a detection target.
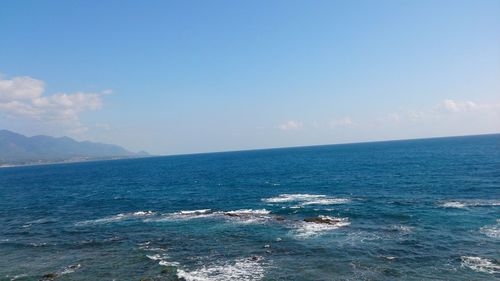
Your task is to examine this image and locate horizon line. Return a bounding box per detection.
[152,131,500,158]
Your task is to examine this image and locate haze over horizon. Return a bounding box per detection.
[1,0,499,155]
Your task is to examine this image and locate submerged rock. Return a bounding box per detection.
[224,212,240,217]
[303,216,345,225]
[161,266,177,275]
[39,273,57,281]
[161,267,176,274]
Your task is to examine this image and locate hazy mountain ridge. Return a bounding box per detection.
[0,129,149,166]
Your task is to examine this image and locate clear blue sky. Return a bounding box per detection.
[0,0,499,154]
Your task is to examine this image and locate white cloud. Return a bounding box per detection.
[388,99,500,122]
[388,113,401,122]
[279,120,302,130]
[330,116,354,128]
[0,74,107,134]
[0,75,45,101]
[441,99,478,113]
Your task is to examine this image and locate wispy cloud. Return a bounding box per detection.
[387,99,500,123]
[330,116,354,128]
[0,74,108,134]
[440,99,478,113]
[279,120,303,130]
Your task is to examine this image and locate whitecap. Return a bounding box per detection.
[178,209,212,215]
[147,253,179,266]
[132,211,155,216]
[263,194,326,203]
[440,200,500,209]
[222,209,272,224]
[147,210,215,222]
[146,254,163,261]
[29,242,48,247]
[301,198,351,206]
[144,248,180,267]
[176,257,267,281]
[159,260,180,267]
[139,241,167,252]
[148,209,271,224]
[263,193,350,207]
[293,216,350,238]
[389,225,414,234]
[461,256,500,274]
[168,209,215,220]
[441,201,468,208]
[224,209,270,216]
[59,264,81,275]
[480,223,500,239]
[75,211,156,225]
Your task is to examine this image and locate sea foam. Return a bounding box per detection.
[75,211,156,225]
[480,221,500,239]
[440,200,500,209]
[263,194,326,203]
[293,216,350,238]
[224,209,271,216]
[461,256,500,274]
[263,193,350,206]
[59,264,81,276]
[301,198,351,206]
[176,257,267,281]
[146,209,272,224]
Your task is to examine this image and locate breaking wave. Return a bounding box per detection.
[146,209,272,224]
[461,256,500,274]
[480,220,500,239]
[75,211,156,225]
[292,216,350,238]
[263,194,350,206]
[59,264,81,276]
[176,257,267,281]
[440,200,500,209]
[301,198,351,206]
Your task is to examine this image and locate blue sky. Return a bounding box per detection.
[0,0,499,154]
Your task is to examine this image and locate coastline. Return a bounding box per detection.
[0,155,153,169]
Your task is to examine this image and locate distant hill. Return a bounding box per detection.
[0,129,149,166]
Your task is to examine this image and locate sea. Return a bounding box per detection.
[0,134,499,281]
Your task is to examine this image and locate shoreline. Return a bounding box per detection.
[0,155,153,169]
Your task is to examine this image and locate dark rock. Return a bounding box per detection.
[250,256,263,262]
[224,212,240,217]
[67,264,80,270]
[304,217,343,225]
[161,266,176,274]
[40,273,57,280]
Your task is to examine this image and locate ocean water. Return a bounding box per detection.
[0,134,499,281]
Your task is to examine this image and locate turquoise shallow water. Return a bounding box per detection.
[0,134,499,280]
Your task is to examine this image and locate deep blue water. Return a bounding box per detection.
[1,134,499,281]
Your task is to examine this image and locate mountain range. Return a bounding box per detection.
[0,129,149,166]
